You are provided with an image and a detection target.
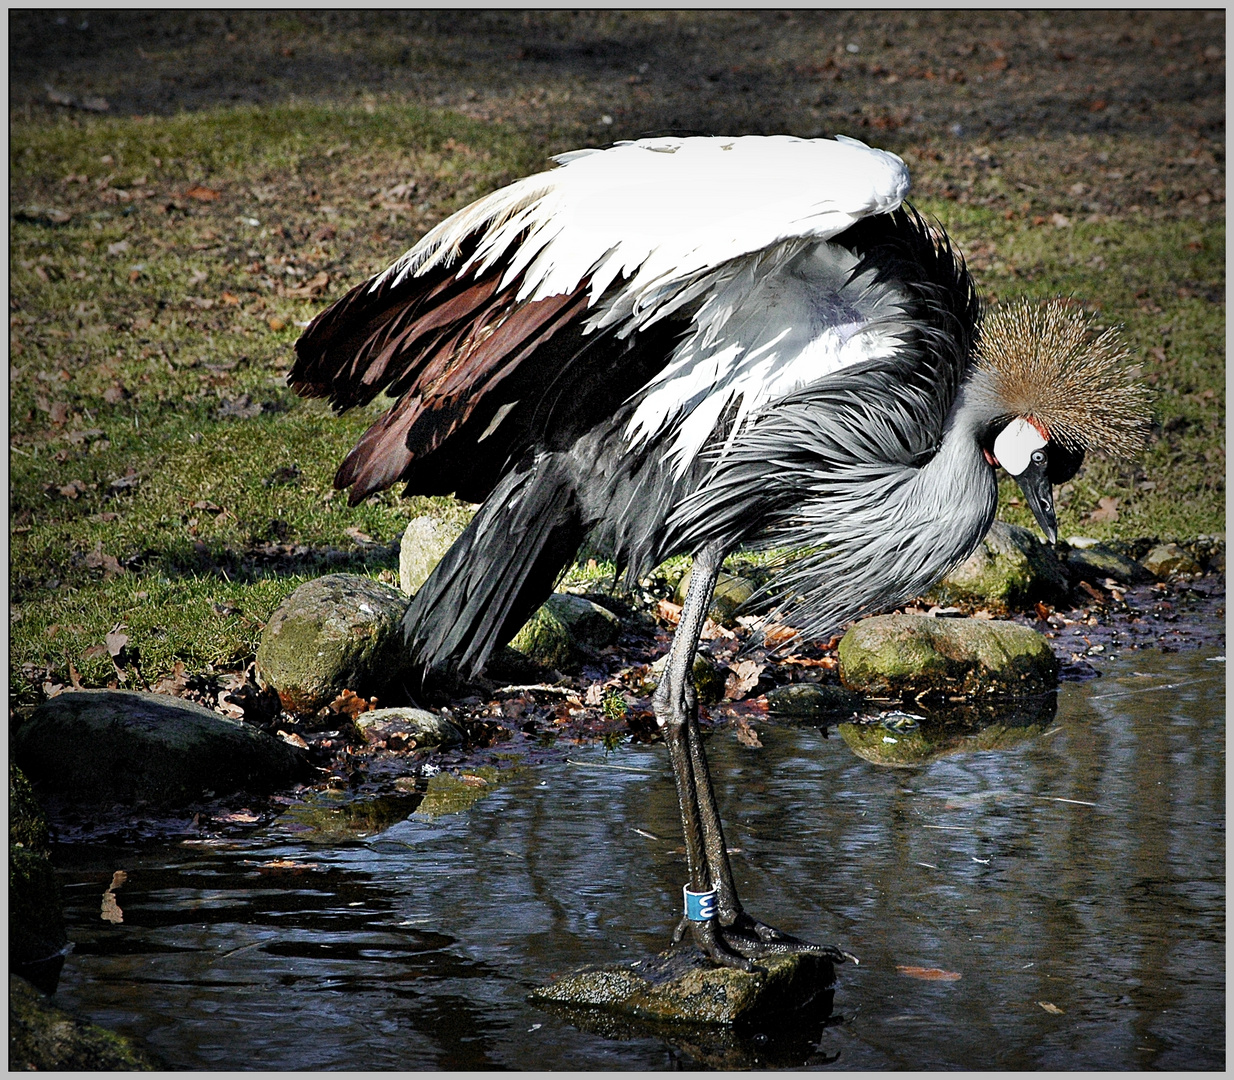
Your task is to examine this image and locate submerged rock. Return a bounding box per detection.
[12,689,309,804]
[354,706,464,749]
[932,520,1070,612]
[531,945,835,1026]
[511,593,622,672]
[255,573,413,713]
[399,515,466,595]
[1140,542,1204,579]
[838,614,1058,699]
[765,682,863,719]
[9,974,158,1070]
[413,765,511,818]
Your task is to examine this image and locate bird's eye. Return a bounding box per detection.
[1031,449,1046,465]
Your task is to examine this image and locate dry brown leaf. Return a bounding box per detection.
[897,965,962,981]
[1038,1001,1064,1015]
[724,659,765,701]
[184,185,221,201]
[1087,496,1120,523]
[657,599,682,625]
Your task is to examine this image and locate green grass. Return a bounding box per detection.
[9,104,1224,706]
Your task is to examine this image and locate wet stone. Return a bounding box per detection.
[255,573,413,713]
[1063,541,1155,586]
[530,945,835,1026]
[838,614,1058,699]
[354,706,463,749]
[644,651,728,705]
[1140,542,1204,578]
[765,682,863,719]
[11,689,309,805]
[931,520,1070,612]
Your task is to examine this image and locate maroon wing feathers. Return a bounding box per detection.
[290,244,590,505]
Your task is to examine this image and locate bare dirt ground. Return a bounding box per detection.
[10,9,1225,224]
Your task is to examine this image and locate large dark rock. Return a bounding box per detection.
[1063,539,1156,586]
[531,945,835,1026]
[838,614,1059,699]
[12,689,309,804]
[931,520,1070,612]
[9,766,67,993]
[255,573,413,712]
[9,974,158,1070]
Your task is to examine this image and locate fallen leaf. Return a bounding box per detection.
[49,401,70,425]
[84,541,125,577]
[344,526,373,544]
[724,659,765,701]
[584,682,605,706]
[105,629,130,658]
[106,239,131,255]
[185,185,221,201]
[267,317,287,331]
[278,730,310,749]
[1038,1001,1065,1015]
[103,384,128,404]
[761,622,801,648]
[325,688,377,720]
[1087,496,1120,523]
[733,715,763,749]
[220,291,241,305]
[57,479,87,498]
[151,660,190,697]
[282,270,330,299]
[100,869,127,924]
[897,965,962,981]
[657,599,682,625]
[215,810,261,824]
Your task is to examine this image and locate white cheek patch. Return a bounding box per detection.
[993,417,1048,476]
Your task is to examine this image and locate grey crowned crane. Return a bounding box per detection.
[290,134,1147,970]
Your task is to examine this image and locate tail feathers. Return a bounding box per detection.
[403,454,585,681]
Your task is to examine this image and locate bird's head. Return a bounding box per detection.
[975,299,1150,544]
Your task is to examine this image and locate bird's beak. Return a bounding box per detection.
[1014,459,1058,544]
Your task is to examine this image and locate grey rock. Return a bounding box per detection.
[765,682,863,718]
[1140,542,1204,578]
[838,614,1058,699]
[1064,542,1155,586]
[9,975,158,1071]
[12,689,308,804]
[675,568,757,625]
[932,520,1070,611]
[644,651,728,705]
[511,593,622,672]
[355,706,463,749]
[399,515,465,595]
[531,945,835,1026]
[255,573,412,713]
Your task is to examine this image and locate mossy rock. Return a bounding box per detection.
[9,974,159,1070]
[399,515,466,595]
[255,573,414,713]
[531,945,835,1026]
[9,846,68,993]
[12,689,310,805]
[930,520,1070,612]
[510,593,622,673]
[275,790,424,843]
[838,614,1058,699]
[10,763,50,853]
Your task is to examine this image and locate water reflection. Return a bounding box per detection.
[50,647,1224,1069]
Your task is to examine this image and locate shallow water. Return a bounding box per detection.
[51,645,1225,1070]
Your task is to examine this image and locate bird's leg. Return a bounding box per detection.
[654,542,858,970]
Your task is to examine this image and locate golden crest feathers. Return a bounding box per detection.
[977,299,1150,457]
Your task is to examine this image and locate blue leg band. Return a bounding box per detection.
[683,885,717,922]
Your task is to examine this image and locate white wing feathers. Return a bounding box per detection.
[373,134,912,477]
[377,134,909,310]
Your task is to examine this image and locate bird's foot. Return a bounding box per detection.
[674,911,858,971]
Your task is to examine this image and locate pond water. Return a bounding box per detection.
[50,644,1224,1070]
